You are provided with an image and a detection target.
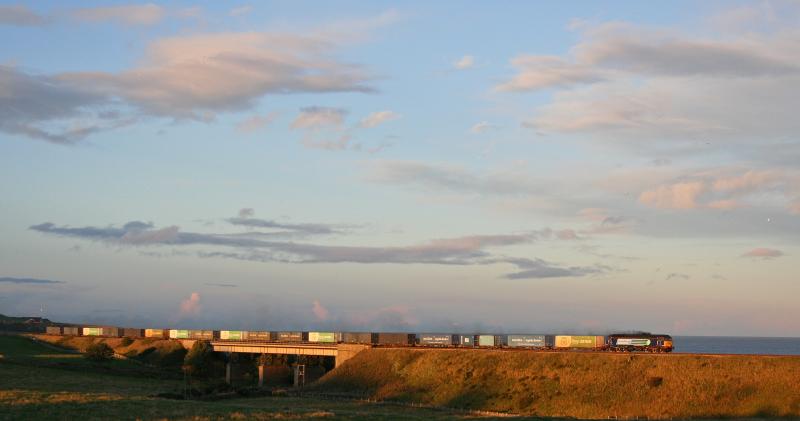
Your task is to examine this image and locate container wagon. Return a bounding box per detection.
[275,331,303,342]
[342,332,373,344]
[82,326,120,337]
[247,331,271,341]
[46,326,62,335]
[308,332,338,343]
[507,334,551,348]
[476,335,503,347]
[62,326,81,336]
[122,328,144,338]
[418,333,454,346]
[374,333,416,346]
[220,330,249,340]
[145,328,167,339]
[554,335,605,349]
[188,330,215,340]
[454,334,475,347]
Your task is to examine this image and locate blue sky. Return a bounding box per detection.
[1,1,799,336]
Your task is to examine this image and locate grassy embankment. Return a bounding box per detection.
[0,335,514,420]
[314,348,800,419]
[32,334,188,368]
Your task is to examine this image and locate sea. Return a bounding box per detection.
[674,336,800,355]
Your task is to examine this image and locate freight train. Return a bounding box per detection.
[44,325,673,352]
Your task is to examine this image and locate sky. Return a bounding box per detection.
[1,1,799,337]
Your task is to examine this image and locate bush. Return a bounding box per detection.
[120,337,133,346]
[85,342,114,362]
[184,340,215,377]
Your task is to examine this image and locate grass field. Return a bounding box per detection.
[6,335,800,420]
[314,348,800,419]
[0,335,521,420]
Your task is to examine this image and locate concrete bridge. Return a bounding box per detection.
[197,341,370,386]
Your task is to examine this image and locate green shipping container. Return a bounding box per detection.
[220,330,246,340]
[308,332,336,343]
[170,329,190,339]
[83,327,101,336]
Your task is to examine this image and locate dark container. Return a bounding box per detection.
[419,333,454,346]
[122,328,144,338]
[342,332,373,344]
[248,331,272,341]
[46,326,62,335]
[188,330,215,340]
[454,334,475,347]
[276,331,303,342]
[374,332,415,346]
[507,334,550,348]
[62,326,81,336]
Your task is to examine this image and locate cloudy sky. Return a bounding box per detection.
[1,1,799,336]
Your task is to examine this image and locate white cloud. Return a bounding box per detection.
[72,3,166,26]
[453,55,475,70]
[359,110,400,128]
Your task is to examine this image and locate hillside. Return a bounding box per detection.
[313,348,800,419]
[32,334,187,368]
[1,335,520,420]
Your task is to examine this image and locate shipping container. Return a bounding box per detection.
[169,329,189,339]
[477,335,501,347]
[46,326,62,335]
[248,331,271,341]
[308,331,337,343]
[454,335,474,347]
[419,333,454,346]
[188,330,215,340]
[220,330,248,340]
[276,331,303,342]
[62,326,80,336]
[554,335,605,349]
[145,329,166,339]
[507,334,548,348]
[82,327,120,337]
[122,328,144,338]
[342,332,373,344]
[374,333,415,346]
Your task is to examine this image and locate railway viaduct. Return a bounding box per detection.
[178,340,370,386]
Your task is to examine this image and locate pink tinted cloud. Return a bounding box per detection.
[179,292,201,316]
[312,300,330,321]
[639,181,706,209]
[741,248,784,259]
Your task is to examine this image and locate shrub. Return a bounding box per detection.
[85,342,114,362]
[120,337,133,346]
[184,340,215,377]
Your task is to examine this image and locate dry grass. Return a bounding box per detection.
[32,334,187,367]
[314,348,800,419]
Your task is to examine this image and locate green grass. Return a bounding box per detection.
[0,335,529,420]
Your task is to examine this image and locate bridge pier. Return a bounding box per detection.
[225,361,231,384]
